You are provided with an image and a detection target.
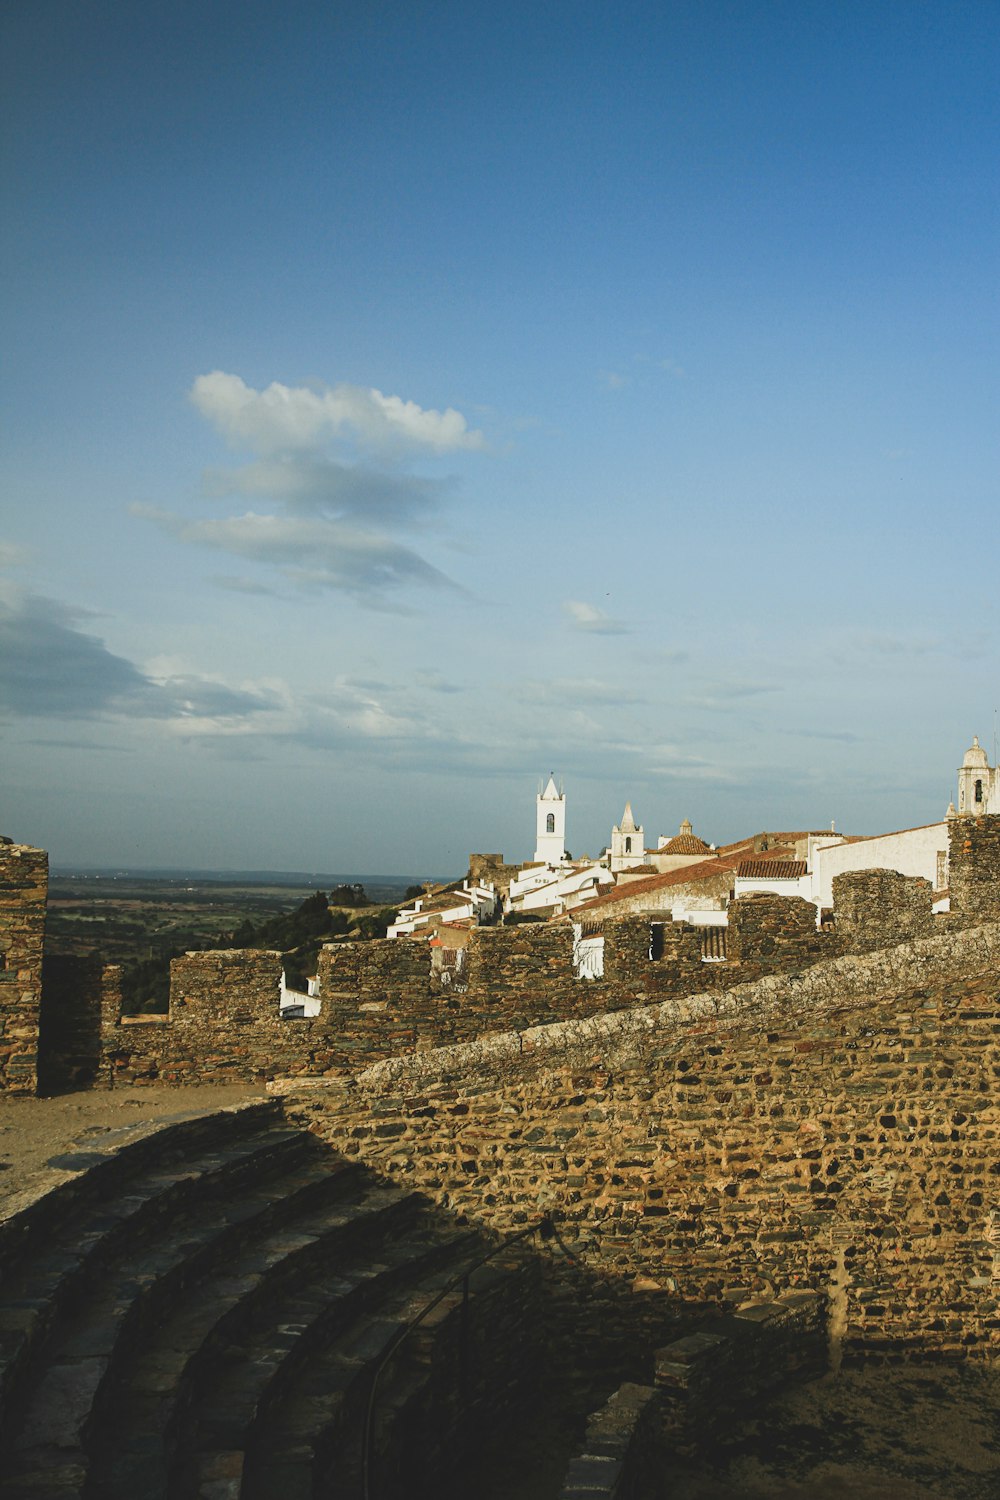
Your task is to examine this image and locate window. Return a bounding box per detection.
[625,836,632,854]
[975,779,983,804]
[546,813,555,833]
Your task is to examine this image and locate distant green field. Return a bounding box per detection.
[44,873,445,1010]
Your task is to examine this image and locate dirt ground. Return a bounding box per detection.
[0,1084,266,1207]
[661,1361,1000,1499]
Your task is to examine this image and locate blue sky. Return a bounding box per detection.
[2,0,998,873]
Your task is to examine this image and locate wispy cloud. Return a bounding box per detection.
[563,599,630,635]
[0,541,28,568]
[847,630,942,658]
[134,507,463,603]
[204,455,448,525]
[682,681,778,711]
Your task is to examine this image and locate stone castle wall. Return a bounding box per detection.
[15,817,1000,1095]
[0,842,48,1095]
[280,919,1000,1362]
[726,892,828,969]
[950,815,1000,921]
[833,868,935,953]
[95,895,840,1087]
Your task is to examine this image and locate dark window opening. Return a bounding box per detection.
[975,779,983,804]
[546,813,555,833]
[625,836,632,854]
[649,923,664,960]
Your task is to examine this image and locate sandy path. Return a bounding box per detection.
[0,1085,266,1208]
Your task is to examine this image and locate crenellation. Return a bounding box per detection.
[0,841,48,1095]
[949,813,1000,921]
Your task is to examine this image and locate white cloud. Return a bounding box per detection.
[190,371,486,456]
[563,599,630,635]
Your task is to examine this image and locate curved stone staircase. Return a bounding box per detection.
[0,1101,542,1500]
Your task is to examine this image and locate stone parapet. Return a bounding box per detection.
[833,868,934,953]
[950,814,1000,921]
[0,842,48,1095]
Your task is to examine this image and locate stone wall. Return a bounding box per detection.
[833,868,934,954]
[0,841,48,1095]
[726,892,828,969]
[950,814,1000,921]
[468,853,521,899]
[462,924,579,1019]
[28,861,974,1095]
[102,950,293,1086]
[280,920,1000,1362]
[654,1291,827,1454]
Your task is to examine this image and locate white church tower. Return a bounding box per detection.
[610,802,645,873]
[534,774,567,864]
[958,735,1000,815]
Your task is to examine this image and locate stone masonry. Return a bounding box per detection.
[13,831,1000,1094]
[833,868,934,954]
[0,841,47,1095]
[281,918,1000,1365]
[950,813,1000,921]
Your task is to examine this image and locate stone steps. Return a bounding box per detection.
[0,1106,309,1432]
[243,1257,479,1500]
[186,1228,477,1500]
[0,1104,545,1500]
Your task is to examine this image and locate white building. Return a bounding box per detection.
[388,880,498,938]
[280,972,321,1017]
[732,857,814,904]
[507,860,613,916]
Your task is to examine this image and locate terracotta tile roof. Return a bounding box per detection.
[737,860,808,879]
[573,854,743,913]
[660,834,710,855]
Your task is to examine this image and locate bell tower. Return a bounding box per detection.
[958,735,999,816]
[610,802,644,873]
[534,774,566,864]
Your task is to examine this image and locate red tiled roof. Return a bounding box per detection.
[737,860,807,879]
[573,853,743,913]
[660,834,710,855]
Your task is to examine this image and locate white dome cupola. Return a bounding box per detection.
[958,735,998,815]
